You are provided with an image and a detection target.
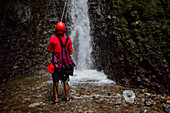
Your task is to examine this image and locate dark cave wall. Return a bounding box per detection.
[0,0,64,83]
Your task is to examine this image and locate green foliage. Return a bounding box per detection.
[109,0,169,91]
[110,0,169,61]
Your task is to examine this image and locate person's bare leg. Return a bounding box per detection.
[53,81,59,104]
[64,82,69,100]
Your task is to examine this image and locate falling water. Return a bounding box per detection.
[70,0,92,70]
[69,0,114,84]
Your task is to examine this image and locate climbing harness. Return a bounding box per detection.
[61,0,68,22]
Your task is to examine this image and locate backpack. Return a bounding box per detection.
[52,35,75,75]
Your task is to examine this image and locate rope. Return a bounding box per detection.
[61,0,68,22]
[60,0,70,37]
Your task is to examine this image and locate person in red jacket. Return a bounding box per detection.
[48,22,73,104]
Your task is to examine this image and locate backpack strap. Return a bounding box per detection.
[64,36,69,47]
[56,35,69,48]
[56,35,64,48]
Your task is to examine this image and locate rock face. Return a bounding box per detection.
[88,0,169,93]
[0,0,64,82]
[0,0,169,94]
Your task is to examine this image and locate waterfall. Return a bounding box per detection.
[69,0,114,85]
[70,0,92,70]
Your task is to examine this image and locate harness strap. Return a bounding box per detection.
[56,35,70,69]
[56,35,69,48]
[64,36,69,47]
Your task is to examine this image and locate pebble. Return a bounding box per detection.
[144,109,148,113]
[115,105,120,108]
[108,106,112,110]
[108,92,111,96]
[123,103,128,107]
[40,102,45,105]
[77,109,83,112]
[37,107,42,111]
[43,31,47,35]
[138,94,144,97]
[163,103,170,108]
[166,100,170,104]
[115,98,122,105]
[164,108,170,113]
[28,103,40,108]
[145,98,153,106]
[112,98,116,102]
[76,93,80,96]
[83,107,88,111]
[90,93,96,96]
[141,98,145,102]
[99,98,104,102]
[145,100,152,106]
[144,93,151,96]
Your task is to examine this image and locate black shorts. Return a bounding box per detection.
[52,71,69,83]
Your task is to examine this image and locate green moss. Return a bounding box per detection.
[108,0,169,93]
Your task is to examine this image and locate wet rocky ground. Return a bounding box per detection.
[0,74,169,113]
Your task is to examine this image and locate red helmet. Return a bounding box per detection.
[55,22,66,34]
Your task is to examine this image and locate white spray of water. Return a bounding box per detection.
[69,0,114,85]
[70,0,92,70]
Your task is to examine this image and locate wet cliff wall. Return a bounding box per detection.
[0,0,169,94]
[89,0,169,93]
[0,0,64,83]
